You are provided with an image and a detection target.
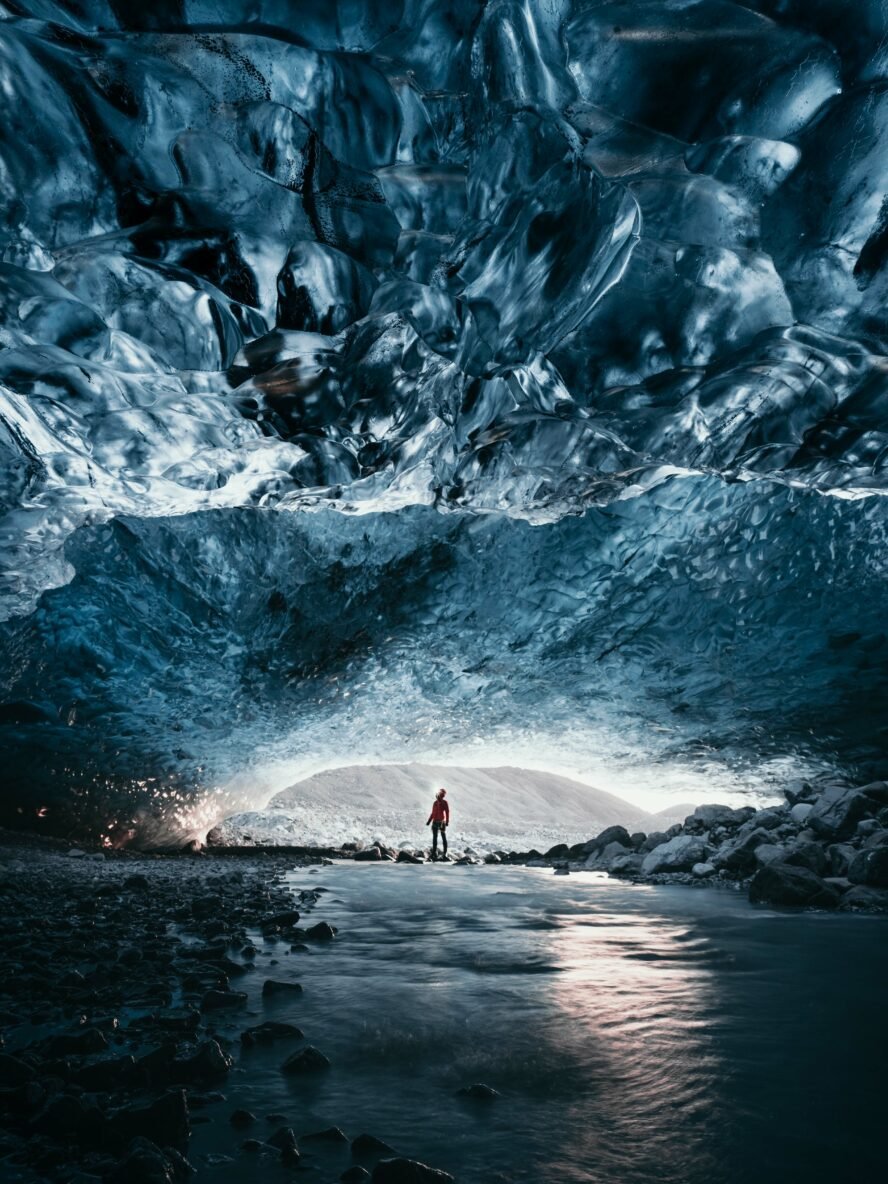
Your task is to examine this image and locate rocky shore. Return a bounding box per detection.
[203,778,888,912]
[513,778,888,911]
[0,835,456,1184]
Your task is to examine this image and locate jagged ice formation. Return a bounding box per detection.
[0,1,886,842]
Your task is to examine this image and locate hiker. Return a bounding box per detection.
[426,787,450,860]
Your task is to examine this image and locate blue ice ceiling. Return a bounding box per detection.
[0,1,886,840]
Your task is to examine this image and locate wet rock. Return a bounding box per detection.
[354,848,384,862]
[177,1040,233,1080]
[124,874,151,892]
[692,862,716,877]
[240,1138,266,1152]
[748,864,840,909]
[783,842,828,876]
[456,1083,499,1100]
[111,1088,190,1147]
[629,832,647,849]
[848,847,888,888]
[260,910,301,931]
[303,1126,350,1143]
[641,835,709,874]
[305,921,337,940]
[342,1169,372,1183]
[483,853,502,864]
[76,1054,137,1091]
[200,989,247,1012]
[606,853,643,876]
[262,979,304,997]
[352,1133,397,1158]
[686,804,755,830]
[640,831,668,852]
[790,802,814,824]
[230,1109,257,1127]
[31,1092,106,1141]
[582,826,632,856]
[752,843,785,867]
[544,843,570,859]
[267,1125,300,1163]
[807,784,888,840]
[44,1027,108,1057]
[396,851,423,864]
[281,1046,331,1074]
[107,1138,181,1184]
[716,827,774,872]
[241,1021,304,1046]
[371,1157,455,1183]
[0,1052,36,1085]
[839,885,888,911]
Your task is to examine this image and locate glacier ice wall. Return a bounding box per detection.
[0,1,886,840]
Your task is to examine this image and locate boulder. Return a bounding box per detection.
[262,979,303,997]
[354,848,383,862]
[686,804,755,829]
[305,922,337,941]
[848,847,888,888]
[826,843,856,876]
[789,802,813,825]
[716,827,773,872]
[752,844,785,867]
[281,1046,331,1074]
[396,851,423,864]
[371,1159,454,1183]
[807,784,888,840]
[606,853,643,876]
[352,1134,397,1158]
[582,825,632,856]
[241,1021,303,1045]
[839,885,888,911]
[692,862,716,877]
[111,1089,190,1147]
[864,828,888,850]
[629,832,647,849]
[544,843,570,859]
[584,840,629,867]
[640,831,668,852]
[641,835,709,874]
[748,864,840,908]
[783,842,828,876]
[342,1169,372,1183]
[456,1083,499,1100]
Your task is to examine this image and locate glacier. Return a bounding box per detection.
[0,0,886,842]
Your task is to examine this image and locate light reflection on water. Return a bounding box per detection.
[190,866,886,1184]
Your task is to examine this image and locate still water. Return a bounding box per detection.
[193,864,887,1183]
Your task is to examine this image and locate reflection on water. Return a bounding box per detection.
[190,866,886,1184]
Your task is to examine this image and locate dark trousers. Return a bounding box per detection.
[431,820,448,857]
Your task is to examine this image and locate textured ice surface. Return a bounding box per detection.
[0,2,886,839]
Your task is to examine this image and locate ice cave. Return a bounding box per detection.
[1,6,888,1184]
[0,0,885,845]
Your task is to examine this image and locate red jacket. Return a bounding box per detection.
[428,797,450,824]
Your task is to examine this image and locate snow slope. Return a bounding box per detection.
[213,764,693,852]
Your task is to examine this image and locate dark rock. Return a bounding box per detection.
[305,921,337,940]
[177,1040,233,1080]
[483,853,501,864]
[629,832,647,849]
[640,831,668,852]
[123,874,151,893]
[0,1052,36,1085]
[352,1133,397,1158]
[281,1046,330,1074]
[396,851,423,864]
[111,1088,190,1147]
[749,863,840,909]
[848,846,888,888]
[716,827,774,873]
[240,1138,265,1152]
[544,843,570,859]
[641,834,708,874]
[342,1169,372,1183]
[241,1021,303,1046]
[827,842,856,876]
[32,1092,105,1141]
[354,848,383,862]
[839,885,888,911]
[262,979,303,997]
[807,785,887,840]
[230,1109,257,1127]
[783,842,828,876]
[107,1138,178,1184]
[685,804,755,831]
[267,1125,300,1163]
[76,1054,137,1091]
[863,827,888,850]
[371,1157,454,1183]
[44,1027,108,1057]
[200,989,246,1011]
[456,1083,499,1100]
[260,910,301,931]
[583,826,632,856]
[303,1126,350,1143]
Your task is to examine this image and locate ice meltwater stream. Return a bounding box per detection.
[188,865,887,1184]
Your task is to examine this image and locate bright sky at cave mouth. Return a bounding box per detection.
[223,736,799,821]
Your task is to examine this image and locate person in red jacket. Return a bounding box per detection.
[426,787,450,860]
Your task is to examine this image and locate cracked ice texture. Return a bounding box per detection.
[0,1,886,838]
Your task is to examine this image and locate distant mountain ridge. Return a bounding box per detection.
[212,763,698,851]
